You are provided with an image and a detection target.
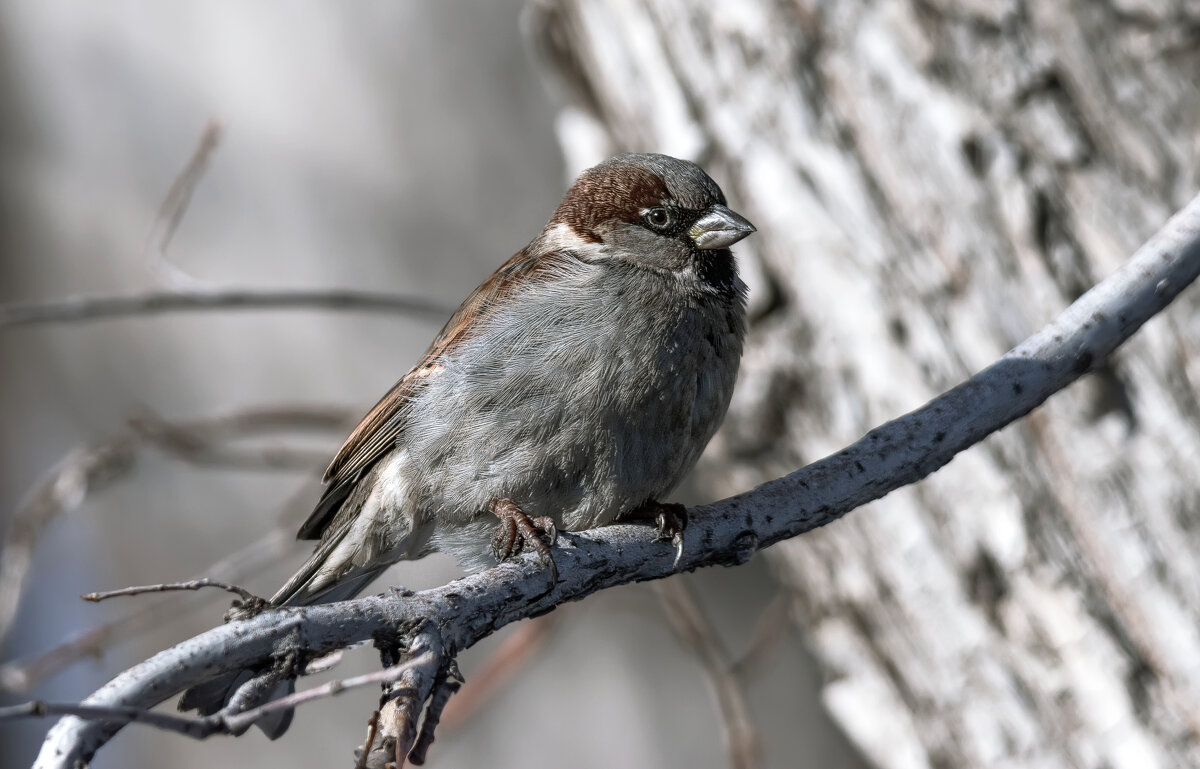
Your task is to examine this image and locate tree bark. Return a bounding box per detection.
[533,1,1200,767]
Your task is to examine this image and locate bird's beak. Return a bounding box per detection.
[688,204,756,250]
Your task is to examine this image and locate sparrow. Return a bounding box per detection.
[179,152,755,736]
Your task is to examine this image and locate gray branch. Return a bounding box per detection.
[0,289,452,329]
[28,193,1200,768]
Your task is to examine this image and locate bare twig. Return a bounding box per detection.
[145,120,223,287]
[0,519,298,694]
[655,580,791,768]
[129,410,340,471]
[26,194,1200,768]
[224,650,438,735]
[356,711,380,769]
[133,405,355,470]
[408,661,463,765]
[1,123,453,322]
[438,614,558,733]
[144,404,356,435]
[731,591,792,679]
[82,578,260,605]
[0,404,350,651]
[0,289,453,330]
[656,578,761,769]
[0,438,138,645]
[0,650,438,742]
[0,700,217,739]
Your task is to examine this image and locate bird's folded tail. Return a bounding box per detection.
[177,518,391,738]
[177,672,295,739]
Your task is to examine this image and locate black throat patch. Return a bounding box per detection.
[694,248,740,300]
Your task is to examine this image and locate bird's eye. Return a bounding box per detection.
[644,207,672,230]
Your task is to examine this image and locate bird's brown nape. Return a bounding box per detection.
[550,162,670,242]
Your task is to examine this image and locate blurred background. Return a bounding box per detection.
[0,2,865,767]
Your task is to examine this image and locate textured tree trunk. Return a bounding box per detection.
[531,1,1200,766]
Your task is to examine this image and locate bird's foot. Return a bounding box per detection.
[488,499,558,582]
[627,499,688,563]
[223,595,270,623]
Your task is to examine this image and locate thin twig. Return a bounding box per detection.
[0,289,453,330]
[0,437,138,645]
[222,650,438,735]
[131,405,355,470]
[134,404,355,437]
[655,579,761,769]
[28,193,1200,769]
[130,413,334,471]
[0,700,218,739]
[356,711,380,769]
[409,661,463,765]
[0,650,438,742]
[0,404,350,652]
[82,578,260,605]
[731,591,792,678]
[438,613,558,733]
[0,512,300,694]
[145,120,223,287]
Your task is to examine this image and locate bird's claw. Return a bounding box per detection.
[489,499,559,582]
[626,499,688,566]
[651,503,688,544]
[651,502,688,566]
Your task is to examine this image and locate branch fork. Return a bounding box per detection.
[359,624,459,768]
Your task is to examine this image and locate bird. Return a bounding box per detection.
[179,152,755,737]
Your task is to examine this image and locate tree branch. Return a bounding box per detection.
[0,119,454,330]
[26,193,1200,768]
[0,289,453,329]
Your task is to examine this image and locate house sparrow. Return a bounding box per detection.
[180,152,755,736]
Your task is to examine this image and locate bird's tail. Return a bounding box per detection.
[176,525,391,738]
[178,479,435,738]
[177,671,296,739]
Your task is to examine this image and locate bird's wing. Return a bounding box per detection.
[296,248,573,541]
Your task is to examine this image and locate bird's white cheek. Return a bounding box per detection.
[540,222,594,252]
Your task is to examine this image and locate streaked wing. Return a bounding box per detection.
[297,248,567,540]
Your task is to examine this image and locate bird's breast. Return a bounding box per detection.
[401,261,745,532]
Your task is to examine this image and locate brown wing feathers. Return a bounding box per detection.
[296,249,551,541]
[295,375,418,539]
